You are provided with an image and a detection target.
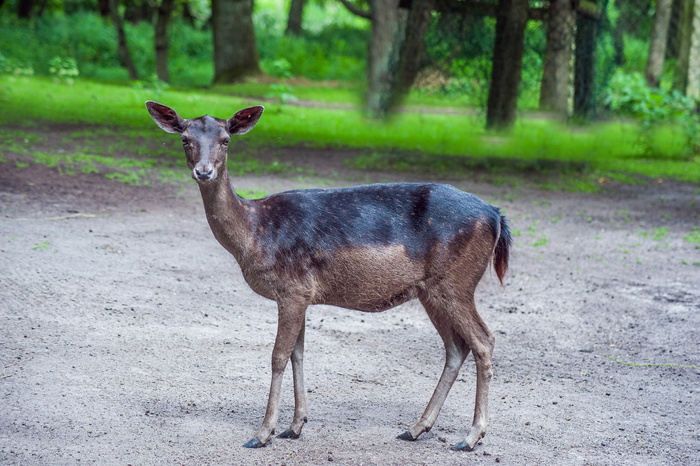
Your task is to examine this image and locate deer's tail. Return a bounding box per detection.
[493,212,512,286]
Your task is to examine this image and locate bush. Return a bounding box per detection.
[258,26,368,81]
[604,71,700,156]
[49,56,79,84]
[0,10,367,87]
[0,52,34,76]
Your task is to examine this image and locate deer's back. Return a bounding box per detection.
[251,182,499,257]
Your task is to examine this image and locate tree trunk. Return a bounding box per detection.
[685,0,700,99]
[286,0,306,36]
[124,2,152,23]
[646,0,673,88]
[108,0,139,80]
[539,0,575,117]
[17,0,34,18]
[364,0,434,119]
[155,0,176,83]
[674,0,700,98]
[666,0,682,58]
[387,0,435,113]
[35,0,49,16]
[98,0,110,17]
[365,0,409,119]
[212,0,261,84]
[610,12,625,67]
[573,1,602,120]
[485,0,529,130]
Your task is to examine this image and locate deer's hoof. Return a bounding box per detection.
[397,431,417,441]
[452,440,476,451]
[277,429,301,439]
[242,438,266,448]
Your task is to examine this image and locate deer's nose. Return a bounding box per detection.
[194,165,215,181]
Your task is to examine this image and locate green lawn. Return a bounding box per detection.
[1,76,698,191]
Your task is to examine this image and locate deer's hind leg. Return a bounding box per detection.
[449,290,495,451]
[397,292,471,442]
[401,268,495,451]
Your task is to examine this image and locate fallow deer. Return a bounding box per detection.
[146,101,511,451]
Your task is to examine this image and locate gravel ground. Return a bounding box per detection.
[1,128,699,465]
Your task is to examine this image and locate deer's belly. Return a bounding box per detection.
[313,244,425,312]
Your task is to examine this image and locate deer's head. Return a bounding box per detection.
[146,101,264,182]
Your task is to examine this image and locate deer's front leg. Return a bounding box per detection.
[277,324,307,439]
[243,300,307,448]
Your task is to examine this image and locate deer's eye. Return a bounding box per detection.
[181,136,189,146]
[222,137,231,145]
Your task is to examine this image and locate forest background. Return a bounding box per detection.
[0,0,699,189]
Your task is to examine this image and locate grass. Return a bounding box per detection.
[638,227,669,241]
[32,240,54,252]
[1,76,699,191]
[0,102,288,186]
[214,81,481,110]
[214,82,363,106]
[685,227,700,248]
[238,189,270,199]
[606,354,700,370]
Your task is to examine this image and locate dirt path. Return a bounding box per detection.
[1,132,699,465]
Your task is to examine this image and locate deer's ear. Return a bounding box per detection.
[146,101,186,134]
[228,106,264,135]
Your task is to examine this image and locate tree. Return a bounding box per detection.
[154,0,176,83]
[573,1,604,120]
[674,0,700,98]
[365,0,408,118]
[485,0,528,130]
[539,0,575,117]
[688,1,700,99]
[98,0,110,17]
[364,0,434,119]
[212,0,261,83]
[108,0,139,80]
[17,0,34,18]
[389,0,435,109]
[286,0,307,36]
[338,0,371,19]
[646,0,673,88]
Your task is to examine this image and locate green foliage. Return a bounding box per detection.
[258,28,368,82]
[621,36,651,74]
[131,74,171,96]
[0,12,212,86]
[605,71,700,156]
[0,51,34,76]
[253,0,372,73]
[0,9,367,87]
[49,56,79,84]
[422,15,494,108]
[263,59,298,104]
[421,15,545,109]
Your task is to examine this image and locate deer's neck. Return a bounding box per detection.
[197,172,253,263]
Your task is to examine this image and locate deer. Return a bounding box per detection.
[145,101,512,451]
